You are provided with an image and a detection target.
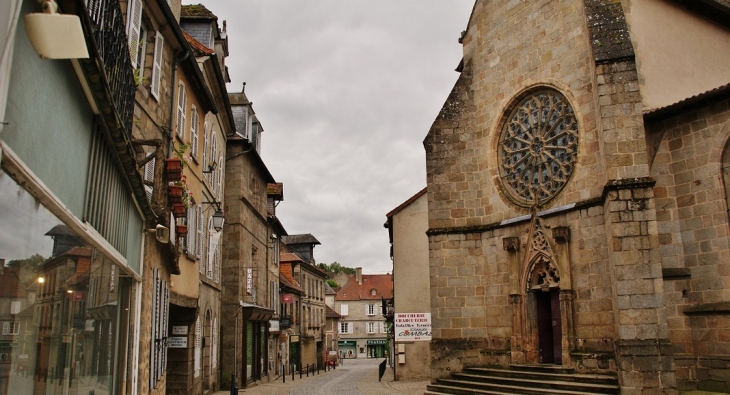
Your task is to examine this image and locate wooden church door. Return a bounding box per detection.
[536,288,562,364]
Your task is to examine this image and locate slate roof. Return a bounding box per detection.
[183,30,214,56]
[336,273,393,301]
[281,234,321,245]
[324,282,337,295]
[180,4,217,20]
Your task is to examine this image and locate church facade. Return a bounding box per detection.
[424,0,730,393]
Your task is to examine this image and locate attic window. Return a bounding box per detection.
[371,289,376,296]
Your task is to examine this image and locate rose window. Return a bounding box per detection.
[498,90,578,207]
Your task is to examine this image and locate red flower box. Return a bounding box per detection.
[176,225,188,237]
[166,159,183,181]
[169,185,184,204]
[172,204,187,217]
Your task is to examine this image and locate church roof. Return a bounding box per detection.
[644,82,730,121]
[281,234,321,245]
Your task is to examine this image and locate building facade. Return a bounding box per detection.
[385,188,431,380]
[424,0,730,393]
[335,269,393,360]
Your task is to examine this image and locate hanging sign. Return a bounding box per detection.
[395,313,432,342]
[246,268,253,295]
[281,294,293,304]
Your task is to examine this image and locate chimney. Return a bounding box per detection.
[356,267,362,285]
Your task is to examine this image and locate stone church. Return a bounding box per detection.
[424,0,730,392]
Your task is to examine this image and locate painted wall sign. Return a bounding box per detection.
[246,268,253,295]
[366,339,387,345]
[168,336,188,348]
[395,313,432,342]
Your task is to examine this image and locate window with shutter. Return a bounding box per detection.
[150,31,163,99]
[217,158,223,197]
[190,107,199,159]
[340,304,348,316]
[2,322,8,335]
[150,268,169,388]
[212,318,217,368]
[206,218,213,279]
[126,0,143,69]
[176,83,186,138]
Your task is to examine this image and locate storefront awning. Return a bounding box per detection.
[241,303,274,321]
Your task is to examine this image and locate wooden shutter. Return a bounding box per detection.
[203,123,209,175]
[194,317,201,377]
[144,155,155,201]
[176,83,186,138]
[127,0,143,68]
[150,31,163,99]
[197,205,204,261]
[187,202,196,257]
[341,304,348,316]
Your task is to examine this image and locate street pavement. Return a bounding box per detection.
[214,358,428,395]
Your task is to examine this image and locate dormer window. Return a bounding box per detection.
[371,289,376,296]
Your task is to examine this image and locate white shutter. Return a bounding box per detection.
[210,132,217,185]
[203,123,209,175]
[144,155,155,201]
[176,83,186,138]
[340,304,348,316]
[150,31,164,99]
[187,203,196,256]
[190,107,198,158]
[217,157,223,197]
[212,318,217,368]
[197,205,204,261]
[194,317,201,377]
[127,0,143,69]
[206,219,213,278]
[2,322,8,335]
[10,301,20,315]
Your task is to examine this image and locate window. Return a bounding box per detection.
[2,322,18,335]
[380,322,386,333]
[210,132,217,186]
[150,31,164,99]
[367,322,376,334]
[371,288,376,296]
[187,202,197,259]
[339,322,351,334]
[176,83,187,138]
[134,24,147,75]
[203,123,209,175]
[366,304,375,316]
[340,304,348,316]
[10,301,20,315]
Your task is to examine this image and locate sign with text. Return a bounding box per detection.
[395,313,432,342]
[172,326,188,335]
[168,337,188,348]
[281,294,293,304]
[246,268,253,295]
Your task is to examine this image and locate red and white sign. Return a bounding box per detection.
[281,294,293,304]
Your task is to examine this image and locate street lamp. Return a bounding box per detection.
[212,209,225,232]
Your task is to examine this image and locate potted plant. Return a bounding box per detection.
[169,175,192,207]
[166,141,190,181]
[172,203,187,217]
[176,224,188,237]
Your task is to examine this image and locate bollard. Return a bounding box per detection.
[292,364,295,381]
[230,373,238,395]
[283,364,285,383]
[306,364,309,377]
[378,359,387,382]
[299,365,302,379]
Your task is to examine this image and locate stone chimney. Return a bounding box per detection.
[356,267,362,285]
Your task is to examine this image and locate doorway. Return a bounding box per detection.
[535,288,561,364]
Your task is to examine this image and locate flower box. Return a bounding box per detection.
[165,159,182,181]
[172,204,187,217]
[176,225,188,237]
[169,185,184,204]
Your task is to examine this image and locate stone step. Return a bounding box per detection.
[447,373,619,394]
[427,365,620,395]
[464,367,618,385]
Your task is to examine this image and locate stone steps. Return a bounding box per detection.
[425,364,619,395]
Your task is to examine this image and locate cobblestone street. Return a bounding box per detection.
[214,359,428,395]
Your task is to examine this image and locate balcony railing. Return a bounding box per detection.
[85,0,135,136]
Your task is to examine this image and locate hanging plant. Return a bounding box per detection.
[169,175,192,208]
[172,203,187,217]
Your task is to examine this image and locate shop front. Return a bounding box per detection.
[367,340,387,358]
[338,340,357,359]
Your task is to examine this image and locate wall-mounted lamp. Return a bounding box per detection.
[201,161,217,174]
[37,276,45,284]
[25,0,89,59]
[202,201,224,231]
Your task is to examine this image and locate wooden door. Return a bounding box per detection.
[536,289,562,364]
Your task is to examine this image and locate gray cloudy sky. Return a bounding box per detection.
[200,1,474,274]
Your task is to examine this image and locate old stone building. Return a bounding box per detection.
[424,0,730,393]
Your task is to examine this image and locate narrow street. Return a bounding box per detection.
[214,358,428,395]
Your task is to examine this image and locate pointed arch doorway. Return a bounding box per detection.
[530,257,562,364]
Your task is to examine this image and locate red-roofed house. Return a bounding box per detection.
[334,268,393,359]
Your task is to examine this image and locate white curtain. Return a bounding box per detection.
[0,0,22,135]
